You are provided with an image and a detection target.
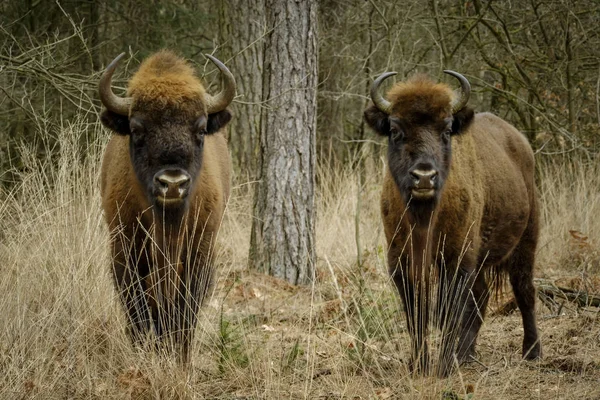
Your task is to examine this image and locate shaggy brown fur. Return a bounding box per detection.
[387,74,453,123]
[100,50,232,361]
[365,75,541,377]
[127,50,207,115]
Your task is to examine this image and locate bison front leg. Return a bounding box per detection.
[390,249,430,374]
[171,252,214,364]
[437,260,486,377]
[111,239,153,346]
[455,271,489,363]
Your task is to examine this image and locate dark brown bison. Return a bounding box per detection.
[364,71,541,376]
[98,50,235,361]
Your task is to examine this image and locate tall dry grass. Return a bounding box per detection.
[1,117,599,399]
[537,158,600,275]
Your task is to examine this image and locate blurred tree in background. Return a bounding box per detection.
[1,0,598,186]
[1,0,599,283]
[219,0,265,176]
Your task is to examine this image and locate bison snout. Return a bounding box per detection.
[154,170,191,203]
[409,167,438,199]
[410,168,438,187]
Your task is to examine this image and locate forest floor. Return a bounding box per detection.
[0,125,599,399]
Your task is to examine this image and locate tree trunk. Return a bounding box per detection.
[565,21,576,135]
[220,0,265,175]
[249,0,317,285]
[88,0,101,71]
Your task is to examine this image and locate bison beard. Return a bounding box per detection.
[365,71,541,376]
[99,50,234,362]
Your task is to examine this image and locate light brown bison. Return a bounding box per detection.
[98,50,235,361]
[364,71,541,376]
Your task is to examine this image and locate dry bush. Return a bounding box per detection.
[1,117,599,399]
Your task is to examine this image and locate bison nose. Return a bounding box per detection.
[154,170,191,199]
[410,168,438,188]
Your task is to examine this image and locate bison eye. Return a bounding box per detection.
[193,116,207,142]
[442,129,451,142]
[130,118,145,147]
[131,131,145,148]
[193,116,207,132]
[194,131,206,147]
[390,127,404,143]
[192,116,207,146]
[130,118,144,132]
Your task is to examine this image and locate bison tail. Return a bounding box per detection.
[486,263,509,302]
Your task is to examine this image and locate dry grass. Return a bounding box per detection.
[537,158,600,276]
[1,119,599,399]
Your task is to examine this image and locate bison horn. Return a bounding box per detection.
[204,54,236,114]
[99,52,133,116]
[370,72,397,115]
[444,70,471,114]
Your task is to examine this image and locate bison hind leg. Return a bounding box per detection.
[505,214,542,360]
[112,261,154,347]
[507,252,541,359]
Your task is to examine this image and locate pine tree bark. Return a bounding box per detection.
[249,0,317,285]
[220,0,265,174]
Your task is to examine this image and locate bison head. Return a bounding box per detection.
[364,71,474,217]
[99,51,235,213]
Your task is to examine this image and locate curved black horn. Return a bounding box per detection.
[369,72,397,115]
[443,70,471,113]
[204,54,236,114]
[99,52,132,116]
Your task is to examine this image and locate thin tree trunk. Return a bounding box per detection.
[88,0,100,71]
[249,0,317,285]
[565,21,576,135]
[220,0,265,175]
[362,1,375,176]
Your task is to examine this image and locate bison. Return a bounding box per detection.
[98,50,235,361]
[364,71,541,376]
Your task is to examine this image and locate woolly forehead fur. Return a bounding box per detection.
[386,74,455,122]
[126,50,207,115]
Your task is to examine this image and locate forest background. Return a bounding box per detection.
[1,1,599,399]
[1,0,599,179]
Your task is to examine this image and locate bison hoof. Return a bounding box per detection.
[523,343,542,360]
[457,349,477,365]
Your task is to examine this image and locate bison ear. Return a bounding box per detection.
[206,109,232,135]
[364,105,391,137]
[100,109,131,136]
[451,107,474,136]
